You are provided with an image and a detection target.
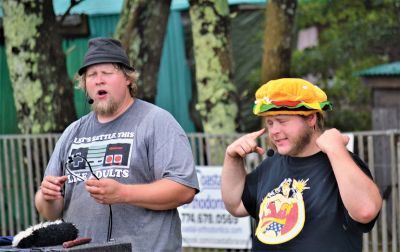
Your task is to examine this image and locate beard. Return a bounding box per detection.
[269,124,314,157]
[92,97,120,116]
[286,125,313,156]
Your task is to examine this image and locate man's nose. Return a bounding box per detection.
[268,123,280,134]
[94,74,105,84]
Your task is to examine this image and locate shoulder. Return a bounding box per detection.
[134,99,183,131]
[57,113,95,142]
[136,99,175,119]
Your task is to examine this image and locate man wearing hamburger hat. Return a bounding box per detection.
[221,78,382,251]
[35,37,199,251]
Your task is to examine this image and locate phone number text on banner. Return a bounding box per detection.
[178,166,252,249]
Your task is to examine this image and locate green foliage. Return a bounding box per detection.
[291,0,400,131]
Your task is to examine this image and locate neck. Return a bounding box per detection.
[97,97,134,123]
[292,131,322,157]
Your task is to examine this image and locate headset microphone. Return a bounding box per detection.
[88,98,94,104]
[267,149,275,157]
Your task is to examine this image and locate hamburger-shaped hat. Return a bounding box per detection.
[253,78,332,116]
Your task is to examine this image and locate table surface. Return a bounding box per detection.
[0,241,132,251]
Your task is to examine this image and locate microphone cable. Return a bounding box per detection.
[65,154,113,242]
[62,93,113,242]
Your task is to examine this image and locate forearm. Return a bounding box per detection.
[120,179,196,210]
[221,154,248,217]
[327,148,382,223]
[35,189,64,220]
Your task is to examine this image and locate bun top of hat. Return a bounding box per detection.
[253,78,332,116]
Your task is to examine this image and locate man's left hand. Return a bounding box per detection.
[85,178,123,204]
[316,128,349,154]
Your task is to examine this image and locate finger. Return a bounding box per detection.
[85,183,103,194]
[41,182,63,195]
[255,146,265,155]
[85,178,99,187]
[42,180,62,192]
[227,132,262,158]
[244,135,264,153]
[248,128,266,139]
[46,176,66,186]
[85,185,97,194]
[237,146,247,158]
[56,176,68,185]
[41,186,63,199]
[240,141,254,154]
[342,134,350,145]
[89,191,107,204]
[43,176,57,185]
[88,192,99,200]
[94,198,105,204]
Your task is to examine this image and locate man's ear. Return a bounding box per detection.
[307,113,317,127]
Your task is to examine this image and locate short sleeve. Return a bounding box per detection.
[343,152,378,233]
[242,167,262,219]
[44,121,80,177]
[152,110,199,192]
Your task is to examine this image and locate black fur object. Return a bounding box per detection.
[12,220,78,248]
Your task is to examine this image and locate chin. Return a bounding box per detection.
[276,148,289,155]
[276,145,297,156]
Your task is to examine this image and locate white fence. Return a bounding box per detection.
[0,130,399,252]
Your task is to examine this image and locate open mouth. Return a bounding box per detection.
[97,90,108,97]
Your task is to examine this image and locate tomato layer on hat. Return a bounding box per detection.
[253,78,333,116]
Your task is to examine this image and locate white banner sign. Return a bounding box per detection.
[178,166,251,249]
[345,133,354,152]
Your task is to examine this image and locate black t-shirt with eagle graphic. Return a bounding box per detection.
[242,151,376,252]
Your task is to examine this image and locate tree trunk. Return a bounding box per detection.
[2,0,77,133]
[114,0,171,103]
[261,0,297,83]
[188,0,238,134]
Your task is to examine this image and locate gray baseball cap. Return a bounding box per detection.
[78,37,134,75]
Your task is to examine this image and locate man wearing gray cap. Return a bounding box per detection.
[35,37,199,251]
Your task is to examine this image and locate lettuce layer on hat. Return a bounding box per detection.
[253,78,333,116]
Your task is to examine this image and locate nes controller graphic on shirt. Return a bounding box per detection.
[66,138,133,182]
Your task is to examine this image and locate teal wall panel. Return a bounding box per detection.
[156,11,195,132]
[0,46,19,134]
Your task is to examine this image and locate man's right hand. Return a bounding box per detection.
[221,129,266,217]
[40,175,68,201]
[226,128,266,158]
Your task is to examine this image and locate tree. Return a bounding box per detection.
[261,0,297,84]
[114,0,172,103]
[188,0,238,134]
[2,0,76,133]
[292,0,400,131]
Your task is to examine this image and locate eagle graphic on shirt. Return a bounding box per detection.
[255,178,309,244]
